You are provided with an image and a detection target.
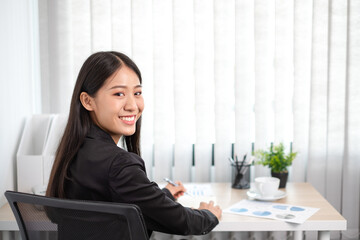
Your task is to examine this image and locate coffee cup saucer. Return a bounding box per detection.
[246,189,287,201]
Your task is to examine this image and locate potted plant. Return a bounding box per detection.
[255,143,297,188]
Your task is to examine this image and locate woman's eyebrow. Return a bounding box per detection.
[109,84,142,90]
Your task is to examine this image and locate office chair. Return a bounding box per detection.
[5,191,149,240]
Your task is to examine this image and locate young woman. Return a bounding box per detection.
[46,51,222,238]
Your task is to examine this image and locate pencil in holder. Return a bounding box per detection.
[231,163,250,189]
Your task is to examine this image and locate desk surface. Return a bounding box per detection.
[0,202,17,231]
[206,182,346,232]
[0,182,346,232]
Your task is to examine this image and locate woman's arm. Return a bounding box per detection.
[109,158,219,236]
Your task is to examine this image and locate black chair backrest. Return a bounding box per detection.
[5,191,149,240]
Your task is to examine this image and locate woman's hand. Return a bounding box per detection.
[198,201,222,220]
[165,181,186,200]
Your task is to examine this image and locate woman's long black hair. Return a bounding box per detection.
[46,51,142,198]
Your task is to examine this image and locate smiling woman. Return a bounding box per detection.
[45,51,221,239]
[46,51,144,197]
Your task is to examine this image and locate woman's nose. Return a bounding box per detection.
[124,95,137,111]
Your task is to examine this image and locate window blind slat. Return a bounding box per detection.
[152,0,174,182]
[307,0,330,196]
[342,0,360,237]
[254,0,276,177]
[111,0,132,55]
[194,0,215,144]
[90,0,112,51]
[213,0,235,182]
[274,0,294,144]
[292,0,312,182]
[47,0,73,113]
[72,0,91,79]
[172,0,195,182]
[194,0,215,181]
[132,0,154,177]
[235,0,255,156]
[326,0,347,219]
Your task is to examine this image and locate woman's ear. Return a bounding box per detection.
[80,92,94,111]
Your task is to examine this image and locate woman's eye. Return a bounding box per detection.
[135,91,142,96]
[115,92,125,96]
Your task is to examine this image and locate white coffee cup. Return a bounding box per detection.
[254,177,280,198]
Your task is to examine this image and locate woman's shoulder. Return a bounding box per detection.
[112,147,145,169]
[81,136,119,157]
[85,137,143,162]
[77,134,143,169]
[77,138,146,183]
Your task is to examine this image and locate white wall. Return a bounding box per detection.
[0,0,40,206]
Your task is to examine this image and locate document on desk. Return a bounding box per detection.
[177,184,216,208]
[224,200,319,224]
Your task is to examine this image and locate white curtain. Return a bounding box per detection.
[38,0,360,239]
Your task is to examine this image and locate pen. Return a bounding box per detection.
[163,177,178,186]
[240,156,254,174]
[241,154,247,165]
[163,178,192,197]
[227,157,235,165]
[235,154,242,173]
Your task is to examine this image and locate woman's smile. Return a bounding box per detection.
[119,115,137,125]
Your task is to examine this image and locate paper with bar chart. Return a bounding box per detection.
[178,184,217,208]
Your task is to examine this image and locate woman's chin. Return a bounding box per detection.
[122,130,136,137]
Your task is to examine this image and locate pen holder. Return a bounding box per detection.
[231,163,250,189]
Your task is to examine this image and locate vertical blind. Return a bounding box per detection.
[38,0,359,238]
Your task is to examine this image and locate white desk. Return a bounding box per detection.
[0,203,18,240]
[194,182,346,240]
[0,183,346,240]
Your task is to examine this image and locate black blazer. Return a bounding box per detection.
[64,124,218,237]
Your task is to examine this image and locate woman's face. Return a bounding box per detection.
[82,66,144,143]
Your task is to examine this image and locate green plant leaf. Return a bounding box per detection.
[254,143,298,173]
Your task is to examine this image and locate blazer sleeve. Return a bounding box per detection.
[108,154,218,236]
[161,188,175,201]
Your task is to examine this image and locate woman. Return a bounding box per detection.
[46,51,222,238]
